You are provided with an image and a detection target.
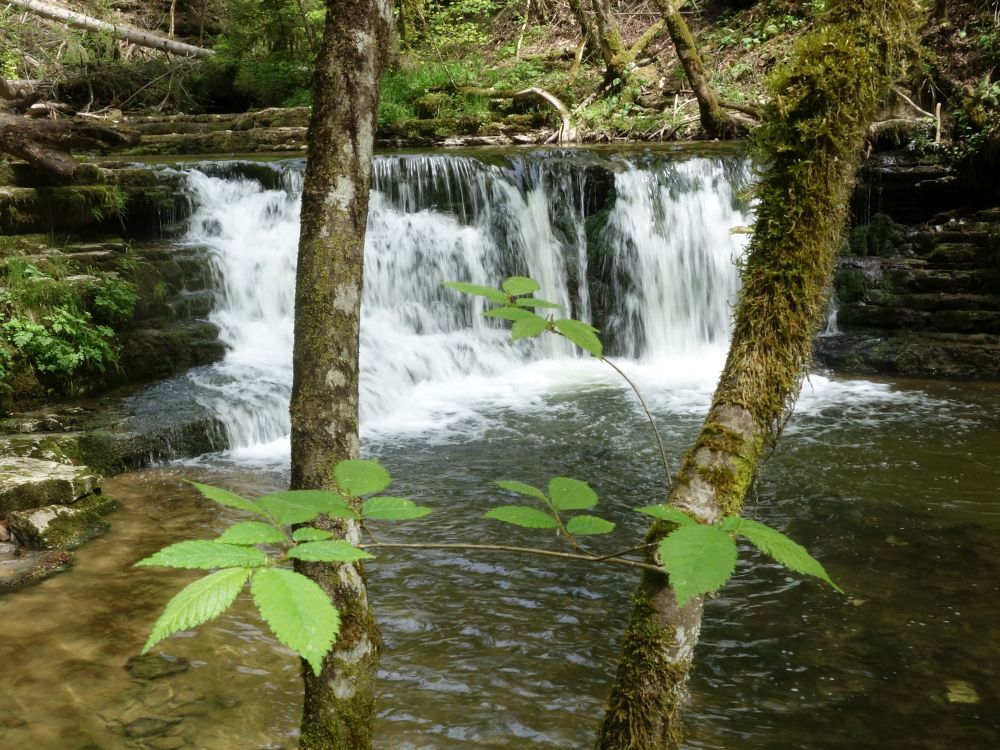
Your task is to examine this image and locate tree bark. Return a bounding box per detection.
[5,0,215,58]
[595,1,917,748]
[289,0,393,747]
[652,0,741,139]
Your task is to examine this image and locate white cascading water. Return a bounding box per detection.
[178,152,753,463]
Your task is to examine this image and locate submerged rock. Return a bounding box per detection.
[0,549,73,592]
[0,457,102,514]
[125,654,192,681]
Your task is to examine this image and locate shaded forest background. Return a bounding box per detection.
[1,0,997,148]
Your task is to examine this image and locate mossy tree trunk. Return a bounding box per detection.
[581,0,663,85]
[289,0,392,747]
[651,0,741,139]
[595,1,917,748]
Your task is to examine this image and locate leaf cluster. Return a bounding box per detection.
[136,459,432,675]
[442,276,603,356]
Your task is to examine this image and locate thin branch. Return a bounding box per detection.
[359,541,662,573]
[601,356,673,491]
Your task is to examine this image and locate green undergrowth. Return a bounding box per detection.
[0,247,138,397]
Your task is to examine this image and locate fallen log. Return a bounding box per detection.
[4,0,215,58]
[0,110,139,183]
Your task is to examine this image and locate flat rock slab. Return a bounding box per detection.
[7,503,110,550]
[0,457,101,514]
[0,549,73,592]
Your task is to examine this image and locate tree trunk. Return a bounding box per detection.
[290,0,393,747]
[652,0,740,139]
[5,0,215,58]
[595,1,917,748]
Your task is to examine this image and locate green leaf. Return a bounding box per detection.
[292,527,334,542]
[135,540,269,570]
[142,567,253,653]
[482,307,544,322]
[720,515,741,532]
[485,506,558,529]
[251,568,341,677]
[658,524,738,607]
[217,522,285,546]
[502,276,541,296]
[257,490,357,525]
[635,505,697,526]
[187,481,266,517]
[566,515,615,535]
[495,480,547,501]
[734,518,843,593]
[361,496,433,521]
[511,316,549,341]
[334,459,391,497]
[514,297,563,309]
[548,477,598,510]
[554,318,603,357]
[288,540,375,563]
[441,281,509,304]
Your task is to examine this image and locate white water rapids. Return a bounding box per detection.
[174,149,928,467]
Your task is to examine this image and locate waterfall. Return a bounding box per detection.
[177,150,752,461]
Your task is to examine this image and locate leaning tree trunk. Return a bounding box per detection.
[652,0,740,139]
[5,0,214,57]
[289,0,393,748]
[595,1,917,748]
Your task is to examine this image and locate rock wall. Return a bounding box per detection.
[816,159,1000,379]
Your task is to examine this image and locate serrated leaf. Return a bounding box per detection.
[361,496,433,521]
[187,481,266,517]
[485,506,558,529]
[142,567,253,653]
[482,307,544,322]
[135,540,269,570]
[511,316,549,341]
[735,518,843,592]
[548,477,598,510]
[251,568,340,677]
[658,524,738,607]
[257,490,356,525]
[495,480,547,501]
[287,540,375,563]
[334,459,391,497]
[635,505,697,525]
[554,318,603,357]
[514,297,563,309]
[566,515,615,535]
[502,276,541,296]
[217,521,285,546]
[292,527,334,542]
[441,281,509,304]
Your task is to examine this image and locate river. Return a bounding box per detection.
[1,146,998,749]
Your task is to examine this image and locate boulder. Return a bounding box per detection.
[0,457,101,514]
[7,499,111,550]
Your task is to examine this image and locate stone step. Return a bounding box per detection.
[0,457,102,515]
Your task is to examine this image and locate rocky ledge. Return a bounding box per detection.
[816,206,1000,379]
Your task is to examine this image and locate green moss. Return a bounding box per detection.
[836,268,869,303]
[596,579,689,750]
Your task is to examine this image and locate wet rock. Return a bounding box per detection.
[0,457,102,514]
[121,716,183,739]
[0,549,73,592]
[0,542,17,556]
[125,654,191,681]
[7,502,110,550]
